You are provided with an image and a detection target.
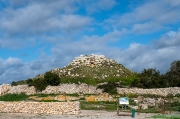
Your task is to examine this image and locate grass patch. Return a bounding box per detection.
[65,93,79,97]
[30,93,59,97]
[152,114,180,119]
[80,101,117,111]
[139,107,162,113]
[61,77,135,86]
[0,93,28,101]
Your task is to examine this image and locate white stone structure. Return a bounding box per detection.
[68,54,116,67]
[0,101,80,115]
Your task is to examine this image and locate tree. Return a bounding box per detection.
[131,68,164,88]
[11,81,17,86]
[97,82,120,95]
[44,72,60,86]
[164,60,180,87]
[170,60,180,73]
[27,78,33,86]
[33,78,48,92]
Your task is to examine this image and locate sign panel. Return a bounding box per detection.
[119,97,129,105]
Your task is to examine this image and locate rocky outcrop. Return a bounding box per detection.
[0,101,80,115]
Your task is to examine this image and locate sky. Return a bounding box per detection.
[0,0,180,84]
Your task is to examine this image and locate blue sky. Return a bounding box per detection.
[0,0,180,84]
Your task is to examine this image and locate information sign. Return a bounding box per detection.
[119,97,129,105]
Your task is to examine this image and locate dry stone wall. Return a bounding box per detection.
[0,101,80,115]
[117,87,180,97]
[0,84,180,97]
[9,85,36,95]
[0,84,11,96]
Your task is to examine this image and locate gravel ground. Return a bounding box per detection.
[0,110,156,119]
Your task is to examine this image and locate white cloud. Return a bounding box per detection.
[84,0,116,13]
[0,57,23,75]
[132,22,161,34]
[167,31,177,38]
[0,1,92,49]
[104,0,180,34]
[152,30,180,48]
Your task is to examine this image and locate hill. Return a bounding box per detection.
[12,54,136,87]
[49,54,136,86]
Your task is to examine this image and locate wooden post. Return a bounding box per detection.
[161,97,165,114]
[169,97,172,114]
[117,98,120,114]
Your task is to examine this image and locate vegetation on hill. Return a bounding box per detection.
[26,72,60,91]
[131,60,180,88]
[97,82,121,95]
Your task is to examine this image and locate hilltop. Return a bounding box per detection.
[46,54,136,86]
[51,54,134,79]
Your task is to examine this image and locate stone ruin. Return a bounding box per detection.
[1,84,180,97]
[1,84,180,112]
[68,54,117,67]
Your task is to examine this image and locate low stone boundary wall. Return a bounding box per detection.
[0,101,80,115]
[1,84,180,96]
[117,87,180,96]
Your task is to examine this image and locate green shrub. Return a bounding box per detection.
[11,80,27,86]
[26,72,61,92]
[44,72,60,86]
[97,82,120,95]
[27,78,33,86]
[80,101,116,111]
[33,78,48,92]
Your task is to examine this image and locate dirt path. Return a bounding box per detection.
[0,110,156,119]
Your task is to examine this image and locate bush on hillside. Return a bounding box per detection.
[97,82,120,95]
[11,80,27,86]
[27,72,61,92]
[27,78,33,86]
[44,72,60,86]
[33,78,48,92]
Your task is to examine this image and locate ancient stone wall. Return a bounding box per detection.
[117,87,180,97]
[42,84,102,94]
[68,54,116,67]
[0,84,11,96]
[0,101,80,115]
[1,84,180,97]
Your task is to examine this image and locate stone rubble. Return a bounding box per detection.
[85,93,115,102]
[0,84,11,96]
[68,54,117,67]
[0,101,80,115]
